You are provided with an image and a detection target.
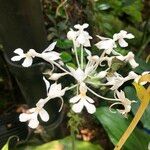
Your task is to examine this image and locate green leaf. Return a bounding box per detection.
[98,4,110,10]
[2,136,18,150]
[94,107,150,150]
[56,39,73,49]
[124,86,150,130]
[60,52,72,63]
[17,136,103,150]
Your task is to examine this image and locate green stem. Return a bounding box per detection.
[73,41,80,68]
[81,45,84,69]
[71,129,76,150]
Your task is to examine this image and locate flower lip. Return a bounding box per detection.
[69,83,96,114]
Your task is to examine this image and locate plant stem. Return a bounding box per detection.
[71,129,76,150]
[73,41,80,68]
[81,45,84,69]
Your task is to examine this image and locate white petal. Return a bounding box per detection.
[75,68,86,82]
[49,73,67,80]
[69,95,81,103]
[118,39,128,47]
[19,113,31,122]
[43,41,57,53]
[14,48,24,55]
[129,59,139,68]
[76,34,86,45]
[22,57,33,67]
[72,100,84,113]
[116,55,125,61]
[126,33,134,39]
[28,119,39,129]
[127,71,138,79]
[82,23,89,29]
[84,100,96,114]
[11,55,24,61]
[96,35,110,40]
[84,48,91,56]
[36,99,46,108]
[42,52,60,61]
[86,96,94,103]
[39,108,49,122]
[97,71,107,78]
[83,39,91,47]
[43,77,50,93]
[67,29,77,40]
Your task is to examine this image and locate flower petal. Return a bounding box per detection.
[126,33,134,39]
[86,96,94,103]
[39,108,49,122]
[72,100,84,113]
[28,118,39,129]
[22,57,33,67]
[43,77,50,94]
[14,48,24,55]
[43,41,57,53]
[19,113,31,122]
[42,52,60,61]
[84,100,96,114]
[69,95,81,103]
[118,39,128,47]
[11,55,24,61]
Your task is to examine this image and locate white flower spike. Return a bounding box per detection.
[113,30,134,47]
[19,99,49,129]
[11,48,37,67]
[70,83,96,114]
[109,90,136,118]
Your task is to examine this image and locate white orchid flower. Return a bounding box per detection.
[43,70,68,81]
[19,99,49,129]
[106,71,138,90]
[11,48,37,67]
[109,90,136,118]
[67,28,77,41]
[113,30,134,47]
[41,41,60,62]
[116,52,139,68]
[43,77,67,99]
[74,23,92,47]
[67,66,87,83]
[95,36,116,54]
[70,83,96,114]
[134,71,150,85]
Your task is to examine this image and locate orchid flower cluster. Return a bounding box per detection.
[11,23,145,129]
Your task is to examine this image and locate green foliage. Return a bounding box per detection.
[17,136,103,150]
[94,107,150,150]
[56,39,73,49]
[2,136,18,150]
[60,51,72,63]
[67,110,83,133]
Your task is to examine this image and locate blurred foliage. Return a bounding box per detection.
[42,0,149,58]
[16,136,103,150]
